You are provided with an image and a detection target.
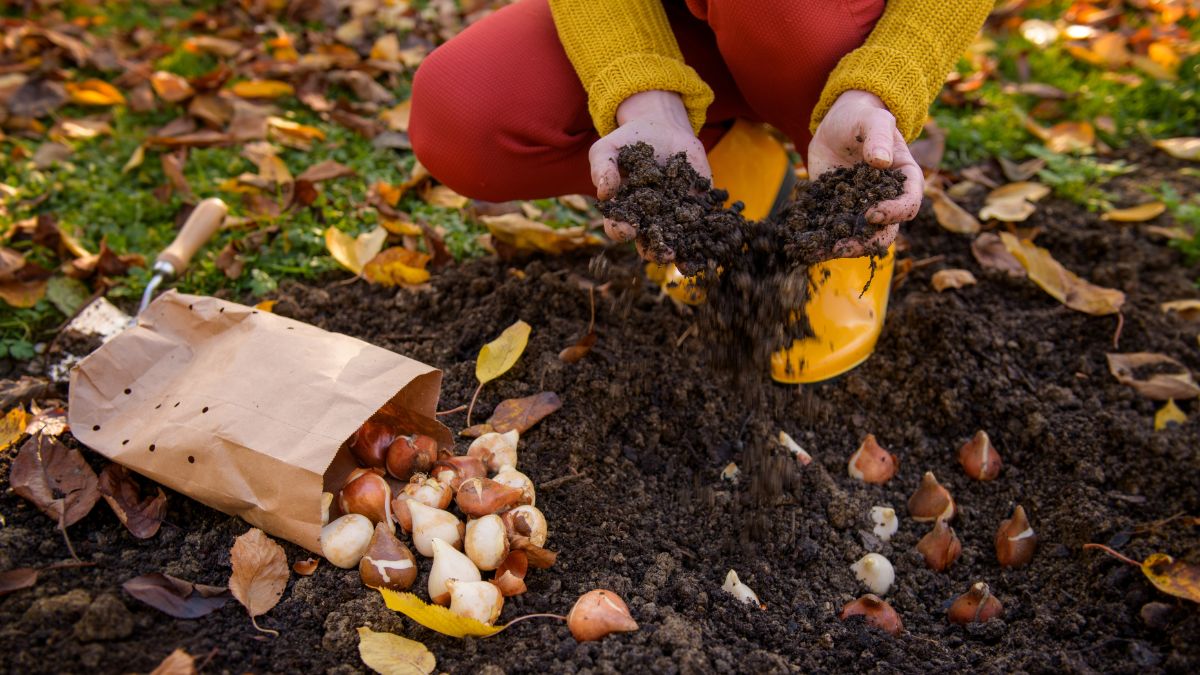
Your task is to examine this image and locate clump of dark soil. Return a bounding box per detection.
[599,142,904,377]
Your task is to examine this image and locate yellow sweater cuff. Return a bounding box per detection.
[586,53,714,137]
[811,46,931,142]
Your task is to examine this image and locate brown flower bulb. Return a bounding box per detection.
[948,582,1003,625]
[567,590,639,642]
[359,522,417,591]
[907,471,955,522]
[848,434,898,484]
[958,430,1001,480]
[917,519,962,571]
[839,594,903,636]
[995,504,1037,568]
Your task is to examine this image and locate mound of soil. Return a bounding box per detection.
[599,143,904,377]
[2,148,1198,674]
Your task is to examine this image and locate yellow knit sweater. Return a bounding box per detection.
[548,0,993,142]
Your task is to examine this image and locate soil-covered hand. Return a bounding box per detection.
[807,90,924,258]
[591,90,711,263]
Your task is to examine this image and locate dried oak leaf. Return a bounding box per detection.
[971,233,1025,278]
[123,572,230,618]
[149,648,197,675]
[0,568,39,597]
[229,528,289,634]
[98,464,167,539]
[10,434,100,527]
[357,626,436,675]
[462,392,563,437]
[1106,353,1200,400]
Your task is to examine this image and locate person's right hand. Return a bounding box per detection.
[590,90,710,263]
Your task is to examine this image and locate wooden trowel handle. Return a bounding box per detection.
[156,198,227,273]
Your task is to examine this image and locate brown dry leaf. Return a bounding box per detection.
[231,80,294,99]
[1154,399,1187,431]
[54,118,112,141]
[1161,300,1200,322]
[1045,121,1096,154]
[267,117,325,150]
[150,72,194,103]
[149,648,196,675]
[986,181,1052,203]
[421,223,453,269]
[328,70,394,104]
[999,157,1046,182]
[32,142,73,170]
[123,573,230,618]
[999,232,1124,315]
[1144,225,1192,240]
[931,269,977,292]
[971,233,1026,277]
[925,186,980,233]
[296,160,355,183]
[0,568,39,597]
[1153,137,1200,161]
[357,626,436,675]
[560,332,597,363]
[1141,554,1200,603]
[1101,202,1166,222]
[325,227,388,276]
[25,404,68,438]
[1106,353,1200,400]
[9,434,100,528]
[189,94,233,127]
[979,198,1036,222]
[1,406,29,452]
[363,247,432,286]
[423,184,469,209]
[161,151,195,202]
[98,464,167,539]
[559,194,591,212]
[65,80,125,106]
[462,392,563,437]
[380,100,412,132]
[229,528,289,635]
[480,214,603,256]
[293,558,319,576]
[215,242,245,279]
[184,35,243,57]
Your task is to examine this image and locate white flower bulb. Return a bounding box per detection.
[871,506,898,541]
[722,569,764,609]
[428,537,481,605]
[852,553,895,596]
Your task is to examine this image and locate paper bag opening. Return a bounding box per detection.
[68,291,449,553]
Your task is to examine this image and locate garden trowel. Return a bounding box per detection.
[50,198,227,381]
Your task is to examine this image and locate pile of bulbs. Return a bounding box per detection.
[839,430,1036,635]
[318,422,635,639]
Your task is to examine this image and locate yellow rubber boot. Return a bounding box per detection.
[648,119,893,384]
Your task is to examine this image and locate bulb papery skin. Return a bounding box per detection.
[409,500,464,557]
[907,471,955,523]
[359,522,417,590]
[871,506,898,541]
[567,589,639,642]
[493,466,536,507]
[847,434,898,484]
[721,570,764,609]
[338,468,394,532]
[432,455,487,490]
[493,550,529,597]
[778,430,812,465]
[428,537,481,606]
[320,514,374,569]
[468,430,520,473]
[385,433,437,480]
[465,515,510,571]
[455,477,524,517]
[446,579,504,625]
[502,505,548,547]
[851,553,895,596]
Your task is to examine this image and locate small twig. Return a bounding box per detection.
[1112,312,1125,349]
[1083,542,1141,567]
[586,286,596,334]
[435,404,466,417]
[465,382,484,427]
[41,560,96,572]
[250,616,280,637]
[502,613,567,630]
[910,254,946,270]
[333,274,363,288]
[675,323,697,347]
[1133,511,1190,534]
[540,470,585,491]
[197,646,219,672]
[58,510,79,562]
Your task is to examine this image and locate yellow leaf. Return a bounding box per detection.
[0,279,49,308]
[122,144,146,174]
[357,626,436,675]
[375,182,403,207]
[380,100,411,132]
[925,186,980,234]
[150,71,195,103]
[422,185,468,209]
[1161,299,1200,322]
[1154,137,1200,161]
[1101,202,1166,222]
[381,218,422,237]
[480,214,604,255]
[363,247,431,286]
[986,182,1051,203]
[267,117,325,151]
[1045,121,1095,154]
[1,407,28,453]
[231,80,295,99]
[254,300,277,313]
[999,232,1125,316]
[65,80,125,106]
[979,198,1036,223]
[1154,399,1187,431]
[476,320,531,385]
[1141,554,1200,603]
[378,589,505,638]
[931,269,977,292]
[325,227,388,275]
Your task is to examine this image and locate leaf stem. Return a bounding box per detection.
[251,616,280,637]
[58,511,79,561]
[435,404,467,417]
[466,382,483,428]
[503,613,567,630]
[1083,542,1141,567]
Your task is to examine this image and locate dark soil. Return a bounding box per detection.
[599,143,905,377]
[3,149,1200,674]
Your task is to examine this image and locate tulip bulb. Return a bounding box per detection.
[465,515,510,571]
[493,550,528,597]
[948,582,1003,624]
[349,420,396,469]
[492,466,535,507]
[385,433,438,480]
[321,491,335,526]
[722,570,765,609]
[958,430,1001,480]
[468,430,519,473]
[359,523,417,591]
[907,471,955,523]
[428,537,481,606]
[917,520,962,571]
[456,477,524,517]
[777,430,812,466]
[567,589,639,642]
[848,434,898,484]
[408,500,464,557]
[851,553,895,596]
[502,505,548,548]
[446,579,504,625]
[339,468,394,531]
[995,505,1037,568]
[840,594,903,636]
[432,455,487,490]
[870,506,898,541]
[320,514,374,569]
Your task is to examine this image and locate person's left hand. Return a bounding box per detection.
[807,89,924,258]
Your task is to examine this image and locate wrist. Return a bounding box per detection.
[832,89,886,113]
[616,90,691,128]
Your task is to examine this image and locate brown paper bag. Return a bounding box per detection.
[67,290,449,553]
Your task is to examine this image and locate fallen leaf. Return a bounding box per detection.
[0,568,39,597]
[560,332,597,363]
[463,392,563,438]
[215,242,245,279]
[32,142,73,169]
[296,160,355,183]
[2,406,29,453]
[325,227,388,275]
[467,320,532,426]
[231,80,294,99]
[379,589,506,638]
[909,119,945,174]
[480,214,603,256]
[421,223,452,269]
[1141,554,1200,603]
[380,100,412,132]
[363,247,432,286]
[10,434,100,528]
[229,528,289,634]
[1045,121,1095,154]
[25,404,68,438]
[926,186,980,233]
[979,199,1036,222]
[931,269,977,292]
[328,70,394,104]
[9,79,66,117]
[559,194,591,212]
[293,558,318,576]
[1161,300,1200,322]
[1106,353,1200,400]
[1154,137,1200,161]
[98,464,167,539]
[1154,400,1187,431]
[161,151,195,201]
[999,232,1125,315]
[1144,225,1192,240]
[54,118,112,141]
[122,144,146,173]
[986,181,1051,203]
[422,184,468,209]
[1101,202,1166,222]
[149,648,196,675]
[357,626,436,675]
[65,80,125,106]
[999,157,1047,183]
[150,72,195,103]
[255,300,277,313]
[122,573,231,618]
[184,35,243,57]
[267,117,325,150]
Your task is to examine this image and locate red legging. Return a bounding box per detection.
[409,0,886,202]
